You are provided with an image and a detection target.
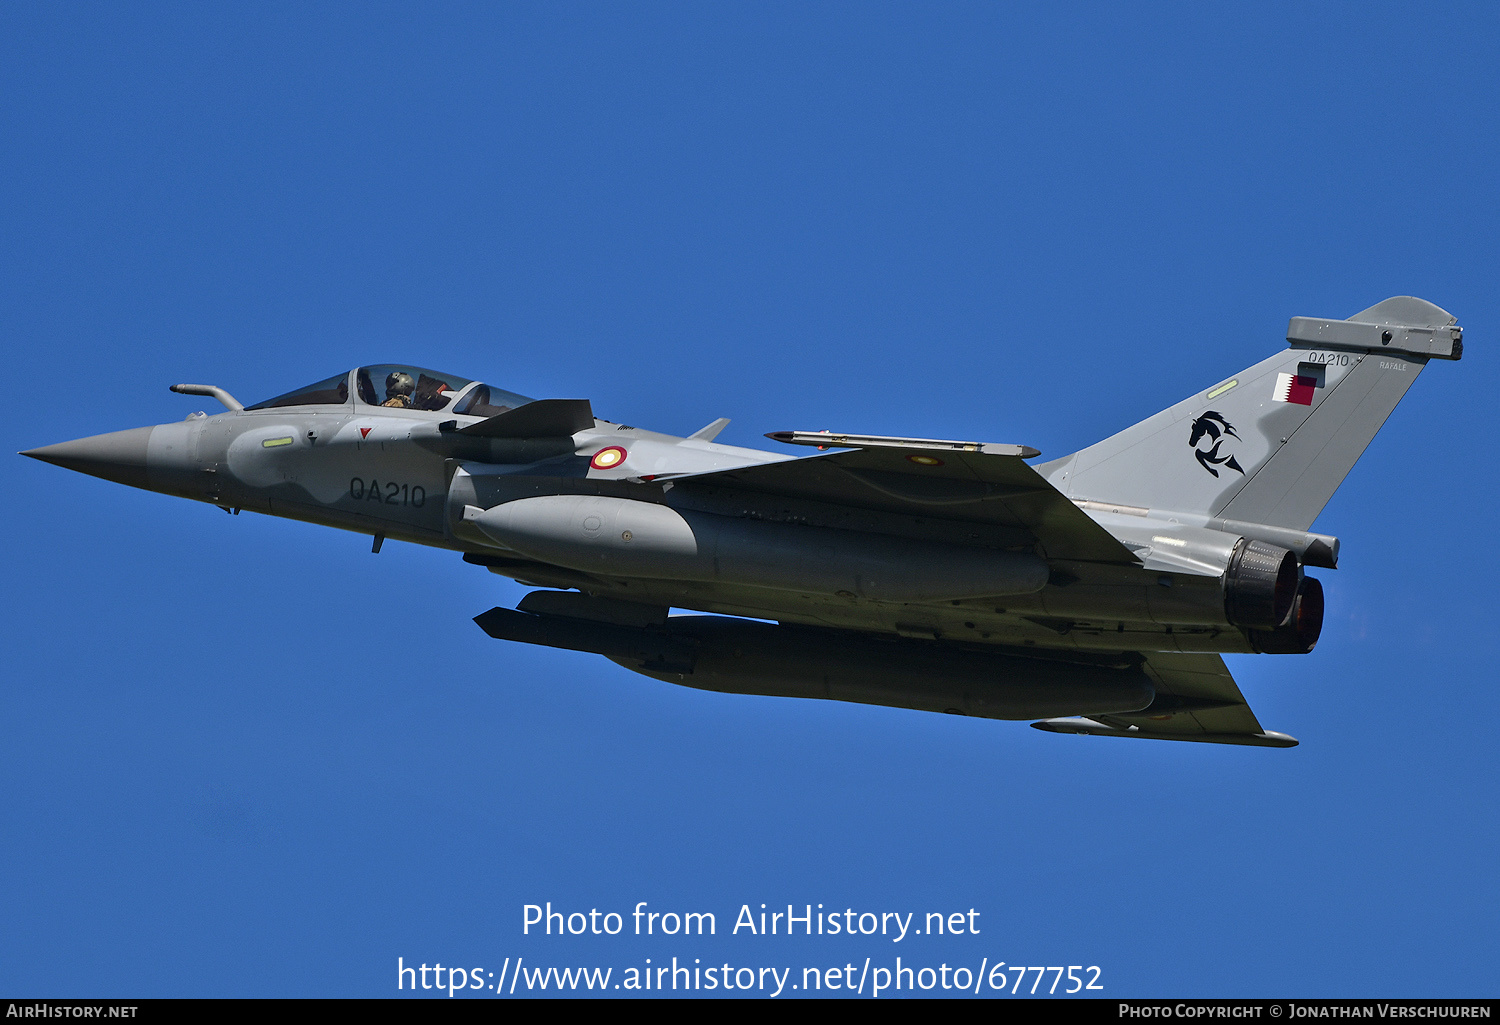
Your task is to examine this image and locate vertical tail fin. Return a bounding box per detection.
[1043,297,1462,531]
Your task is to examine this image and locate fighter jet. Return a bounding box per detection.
[21,297,1464,747]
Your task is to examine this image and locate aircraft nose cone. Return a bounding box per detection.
[22,426,155,490]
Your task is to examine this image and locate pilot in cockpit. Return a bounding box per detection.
[381,371,415,408]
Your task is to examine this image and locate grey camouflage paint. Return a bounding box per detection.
[22,298,1463,746]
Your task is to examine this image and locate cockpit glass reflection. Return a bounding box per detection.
[452,383,535,418]
[245,373,350,410]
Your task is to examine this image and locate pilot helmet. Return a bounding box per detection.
[385,371,415,398]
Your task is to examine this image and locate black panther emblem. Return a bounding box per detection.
[1188,410,1244,478]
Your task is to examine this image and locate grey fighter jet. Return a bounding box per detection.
[22,297,1464,747]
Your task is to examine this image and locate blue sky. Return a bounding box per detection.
[3,3,1497,998]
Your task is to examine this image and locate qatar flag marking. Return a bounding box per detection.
[1273,372,1317,405]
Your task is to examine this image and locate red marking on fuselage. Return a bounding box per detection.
[359,427,372,439]
[589,446,628,470]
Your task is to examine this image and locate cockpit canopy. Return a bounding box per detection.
[355,365,469,410]
[247,372,351,409]
[246,366,534,416]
